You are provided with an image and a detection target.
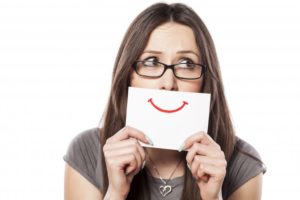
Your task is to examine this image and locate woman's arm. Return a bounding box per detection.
[227,173,263,200]
[64,163,103,200]
[64,126,151,200]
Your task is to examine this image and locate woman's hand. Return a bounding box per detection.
[183,131,226,200]
[103,126,152,199]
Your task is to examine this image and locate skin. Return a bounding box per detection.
[64,22,263,200]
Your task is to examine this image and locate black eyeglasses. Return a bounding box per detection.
[132,60,206,80]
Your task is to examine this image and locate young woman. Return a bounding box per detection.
[64,3,266,200]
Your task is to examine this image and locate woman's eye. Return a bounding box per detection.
[178,58,195,68]
[142,57,159,66]
[179,57,194,64]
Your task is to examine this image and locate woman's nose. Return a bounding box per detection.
[159,68,178,91]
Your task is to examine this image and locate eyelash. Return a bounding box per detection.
[179,57,194,64]
[144,56,158,62]
[143,56,195,63]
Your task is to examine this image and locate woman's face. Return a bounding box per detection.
[130,22,204,93]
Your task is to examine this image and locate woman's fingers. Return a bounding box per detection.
[107,153,138,174]
[188,154,227,169]
[182,131,219,151]
[104,139,146,174]
[188,155,226,181]
[189,157,205,179]
[106,126,153,145]
[185,140,226,181]
[104,138,146,160]
[186,143,224,165]
[103,126,151,176]
[126,142,147,176]
[199,163,226,181]
[105,146,142,168]
[103,126,151,197]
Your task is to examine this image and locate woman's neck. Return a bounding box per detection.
[145,147,185,179]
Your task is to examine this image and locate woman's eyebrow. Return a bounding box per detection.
[142,50,200,58]
[142,50,162,54]
[176,50,200,58]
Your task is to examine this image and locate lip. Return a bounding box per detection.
[147,98,188,113]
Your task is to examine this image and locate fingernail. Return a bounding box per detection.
[145,135,154,146]
[141,160,146,169]
[178,142,185,152]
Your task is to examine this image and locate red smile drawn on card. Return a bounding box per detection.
[147,98,189,113]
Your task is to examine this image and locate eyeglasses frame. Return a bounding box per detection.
[132,60,206,80]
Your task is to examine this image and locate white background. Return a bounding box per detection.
[0,0,299,199]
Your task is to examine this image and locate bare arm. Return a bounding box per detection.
[64,163,103,200]
[227,173,263,200]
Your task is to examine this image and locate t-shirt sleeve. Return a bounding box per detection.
[223,137,267,198]
[63,127,101,190]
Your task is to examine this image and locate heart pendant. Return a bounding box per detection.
[159,184,172,197]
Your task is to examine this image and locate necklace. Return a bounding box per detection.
[147,155,183,197]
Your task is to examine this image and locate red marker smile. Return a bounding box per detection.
[147,98,188,113]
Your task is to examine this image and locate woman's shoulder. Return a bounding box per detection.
[232,136,266,172]
[63,127,103,190]
[222,136,266,198]
[229,136,266,168]
[64,127,101,160]
[234,137,262,159]
[68,127,101,149]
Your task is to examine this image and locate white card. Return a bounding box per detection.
[126,87,211,150]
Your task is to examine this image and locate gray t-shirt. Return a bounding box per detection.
[63,127,266,199]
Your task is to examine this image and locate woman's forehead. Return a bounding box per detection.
[143,22,199,54]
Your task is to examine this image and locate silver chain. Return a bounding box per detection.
[147,155,183,186]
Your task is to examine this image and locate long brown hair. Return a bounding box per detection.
[99,3,236,199]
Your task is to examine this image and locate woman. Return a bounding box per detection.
[64,3,266,200]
